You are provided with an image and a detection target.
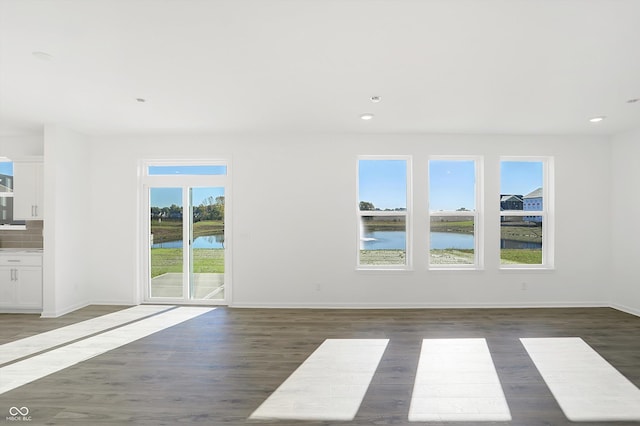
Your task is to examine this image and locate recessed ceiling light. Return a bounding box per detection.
[370,96,381,103]
[32,51,53,61]
[589,116,606,123]
[627,98,639,104]
[360,113,374,120]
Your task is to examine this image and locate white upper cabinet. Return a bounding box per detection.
[13,159,44,220]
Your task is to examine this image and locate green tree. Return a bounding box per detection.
[359,201,375,211]
[213,196,225,221]
[198,195,225,221]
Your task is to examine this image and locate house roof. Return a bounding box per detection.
[524,188,543,199]
[501,195,523,202]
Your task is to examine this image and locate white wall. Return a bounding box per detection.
[611,129,640,316]
[42,125,92,317]
[0,131,44,157]
[87,133,611,308]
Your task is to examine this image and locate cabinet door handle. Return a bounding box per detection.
[35,205,38,217]
[14,269,18,281]
[10,269,15,281]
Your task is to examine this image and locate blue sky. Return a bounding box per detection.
[151,187,225,208]
[0,162,13,176]
[358,160,407,210]
[500,161,543,196]
[429,160,476,211]
[148,165,227,176]
[359,159,543,212]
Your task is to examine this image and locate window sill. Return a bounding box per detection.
[499,266,555,272]
[356,267,414,273]
[429,267,484,272]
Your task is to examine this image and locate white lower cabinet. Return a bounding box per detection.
[0,253,42,312]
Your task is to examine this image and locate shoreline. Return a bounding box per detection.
[360,248,542,265]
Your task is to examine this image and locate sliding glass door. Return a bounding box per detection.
[148,186,226,302]
[189,187,225,300]
[149,187,185,298]
[143,162,229,304]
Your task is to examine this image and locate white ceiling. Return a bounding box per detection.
[1,0,639,137]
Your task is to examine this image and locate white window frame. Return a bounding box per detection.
[356,155,412,270]
[428,156,483,270]
[499,156,554,270]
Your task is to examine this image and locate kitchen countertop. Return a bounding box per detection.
[0,248,43,254]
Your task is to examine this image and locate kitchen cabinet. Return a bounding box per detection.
[13,159,44,220]
[0,252,42,312]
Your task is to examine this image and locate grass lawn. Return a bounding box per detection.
[430,249,475,265]
[360,249,406,265]
[500,224,542,243]
[151,220,224,243]
[151,248,224,277]
[360,248,541,265]
[429,220,474,234]
[500,249,542,264]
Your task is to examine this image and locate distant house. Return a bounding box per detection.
[500,194,523,211]
[500,194,523,222]
[523,187,543,223]
[0,173,13,192]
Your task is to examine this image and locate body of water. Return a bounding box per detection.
[360,230,406,250]
[500,239,542,249]
[152,234,224,249]
[361,231,541,250]
[156,231,540,250]
[430,232,474,250]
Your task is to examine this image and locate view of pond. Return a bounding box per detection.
[431,231,474,249]
[500,239,542,249]
[156,231,541,250]
[361,231,541,250]
[360,230,406,250]
[152,234,224,249]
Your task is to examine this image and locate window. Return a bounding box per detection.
[429,158,481,268]
[357,157,411,269]
[141,160,230,304]
[0,158,26,228]
[148,165,227,176]
[500,158,553,268]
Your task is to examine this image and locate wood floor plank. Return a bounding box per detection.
[250,339,388,421]
[408,338,511,422]
[0,305,173,365]
[0,306,639,425]
[0,307,213,394]
[522,337,640,421]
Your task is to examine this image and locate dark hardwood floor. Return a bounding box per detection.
[1,306,639,425]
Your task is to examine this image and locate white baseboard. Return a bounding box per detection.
[37,300,639,317]
[41,300,90,318]
[231,301,609,309]
[89,300,138,307]
[610,303,640,318]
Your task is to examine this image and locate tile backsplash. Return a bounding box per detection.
[0,221,43,248]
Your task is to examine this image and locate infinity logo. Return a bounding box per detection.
[9,406,29,416]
